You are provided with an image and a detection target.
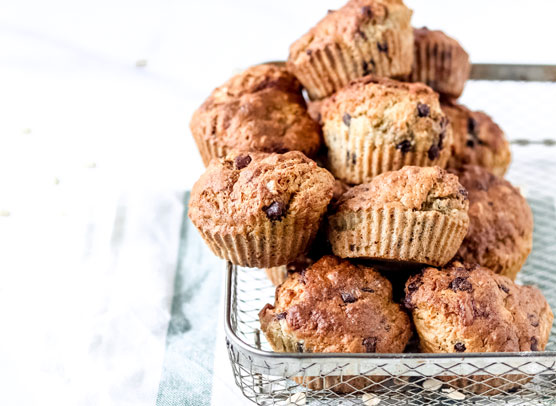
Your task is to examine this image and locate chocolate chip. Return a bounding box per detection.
[377,42,388,53]
[454,342,466,352]
[466,139,476,148]
[297,342,304,353]
[341,292,357,303]
[263,201,286,221]
[276,312,287,320]
[327,9,335,14]
[498,284,510,294]
[404,275,423,310]
[417,103,430,117]
[306,49,312,56]
[396,140,412,153]
[363,337,377,353]
[234,154,252,170]
[438,132,445,150]
[488,201,493,207]
[531,337,539,351]
[467,117,478,136]
[528,314,539,327]
[361,287,375,293]
[449,277,473,292]
[348,244,355,251]
[361,5,372,17]
[459,188,468,200]
[343,113,351,126]
[427,144,440,160]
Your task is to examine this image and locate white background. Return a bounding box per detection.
[1,1,555,405]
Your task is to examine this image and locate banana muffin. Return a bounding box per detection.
[260,255,412,392]
[442,99,511,176]
[190,63,322,166]
[320,76,452,184]
[287,0,414,100]
[188,151,334,268]
[328,166,469,266]
[407,27,470,98]
[451,165,533,280]
[405,262,553,394]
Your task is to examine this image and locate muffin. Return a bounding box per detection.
[451,165,533,280]
[287,0,414,100]
[320,76,452,184]
[188,151,335,268]
[405,262,553,394]
[190,63,322,166]
[264,179,350,285]
[259,255,412,392]
[407,27,470,98]
[442,99,511,176]
[328,166,469,266]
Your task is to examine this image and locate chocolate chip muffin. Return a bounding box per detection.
[328,166,469,266]
[188,151,334,268]
[190,63,322,166]
[264,179,350,285]
[442,99,511,176]
[320,76,452,184]
[451,165,533,280]
[407,27,470,98]
[405,262,553,394]
[287,0,414,100]
[260,255,412,392]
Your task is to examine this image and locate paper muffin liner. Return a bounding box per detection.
[290,27,413,100]
[264,266,288,286]
[292,375,390,394]
[328,208,468,267]
[191,132,230,167]
[197,213,321,269]
[409,33,470,99]
[325,135,451,185]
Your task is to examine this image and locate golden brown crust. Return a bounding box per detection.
[320,76,453,183]
[442,100,511,176]
[287,0,414,99]
[190,64,322,165]
[451,165,533,280]
[408,27,470,98]
[259,255,411,353]
[189,151,334,234]
[334,166,468,214]
[404,262,553,353]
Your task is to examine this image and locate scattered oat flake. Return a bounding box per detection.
[423,378,442,391]
[266,180,277,194]
[136,59,147,67]
[362,393,381,405]
[284,392,306,405]
[442,388,465,400]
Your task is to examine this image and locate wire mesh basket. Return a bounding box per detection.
[224,65,556,405]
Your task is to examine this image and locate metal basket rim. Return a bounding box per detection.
[224,262,556,363]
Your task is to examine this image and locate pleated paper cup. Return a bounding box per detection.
[409,28,470,99]
[197,214,321,269]
[289,27,413,100]
[191,132,230,167]
[328,207,469,267]
[325,138,451,185]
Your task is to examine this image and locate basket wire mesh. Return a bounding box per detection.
[224,68,556,405]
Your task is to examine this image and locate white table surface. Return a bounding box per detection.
[1,1,555,405]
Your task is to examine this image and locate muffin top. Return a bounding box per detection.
[321,76,451,154]
[334,166,469,215]
[404,262,553,352]
[442,100,510,175]
[288,0,412,65]
[189,151,335,233]
[259,255,411,353]
[451,165,533,275]
[190,63,322,157]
